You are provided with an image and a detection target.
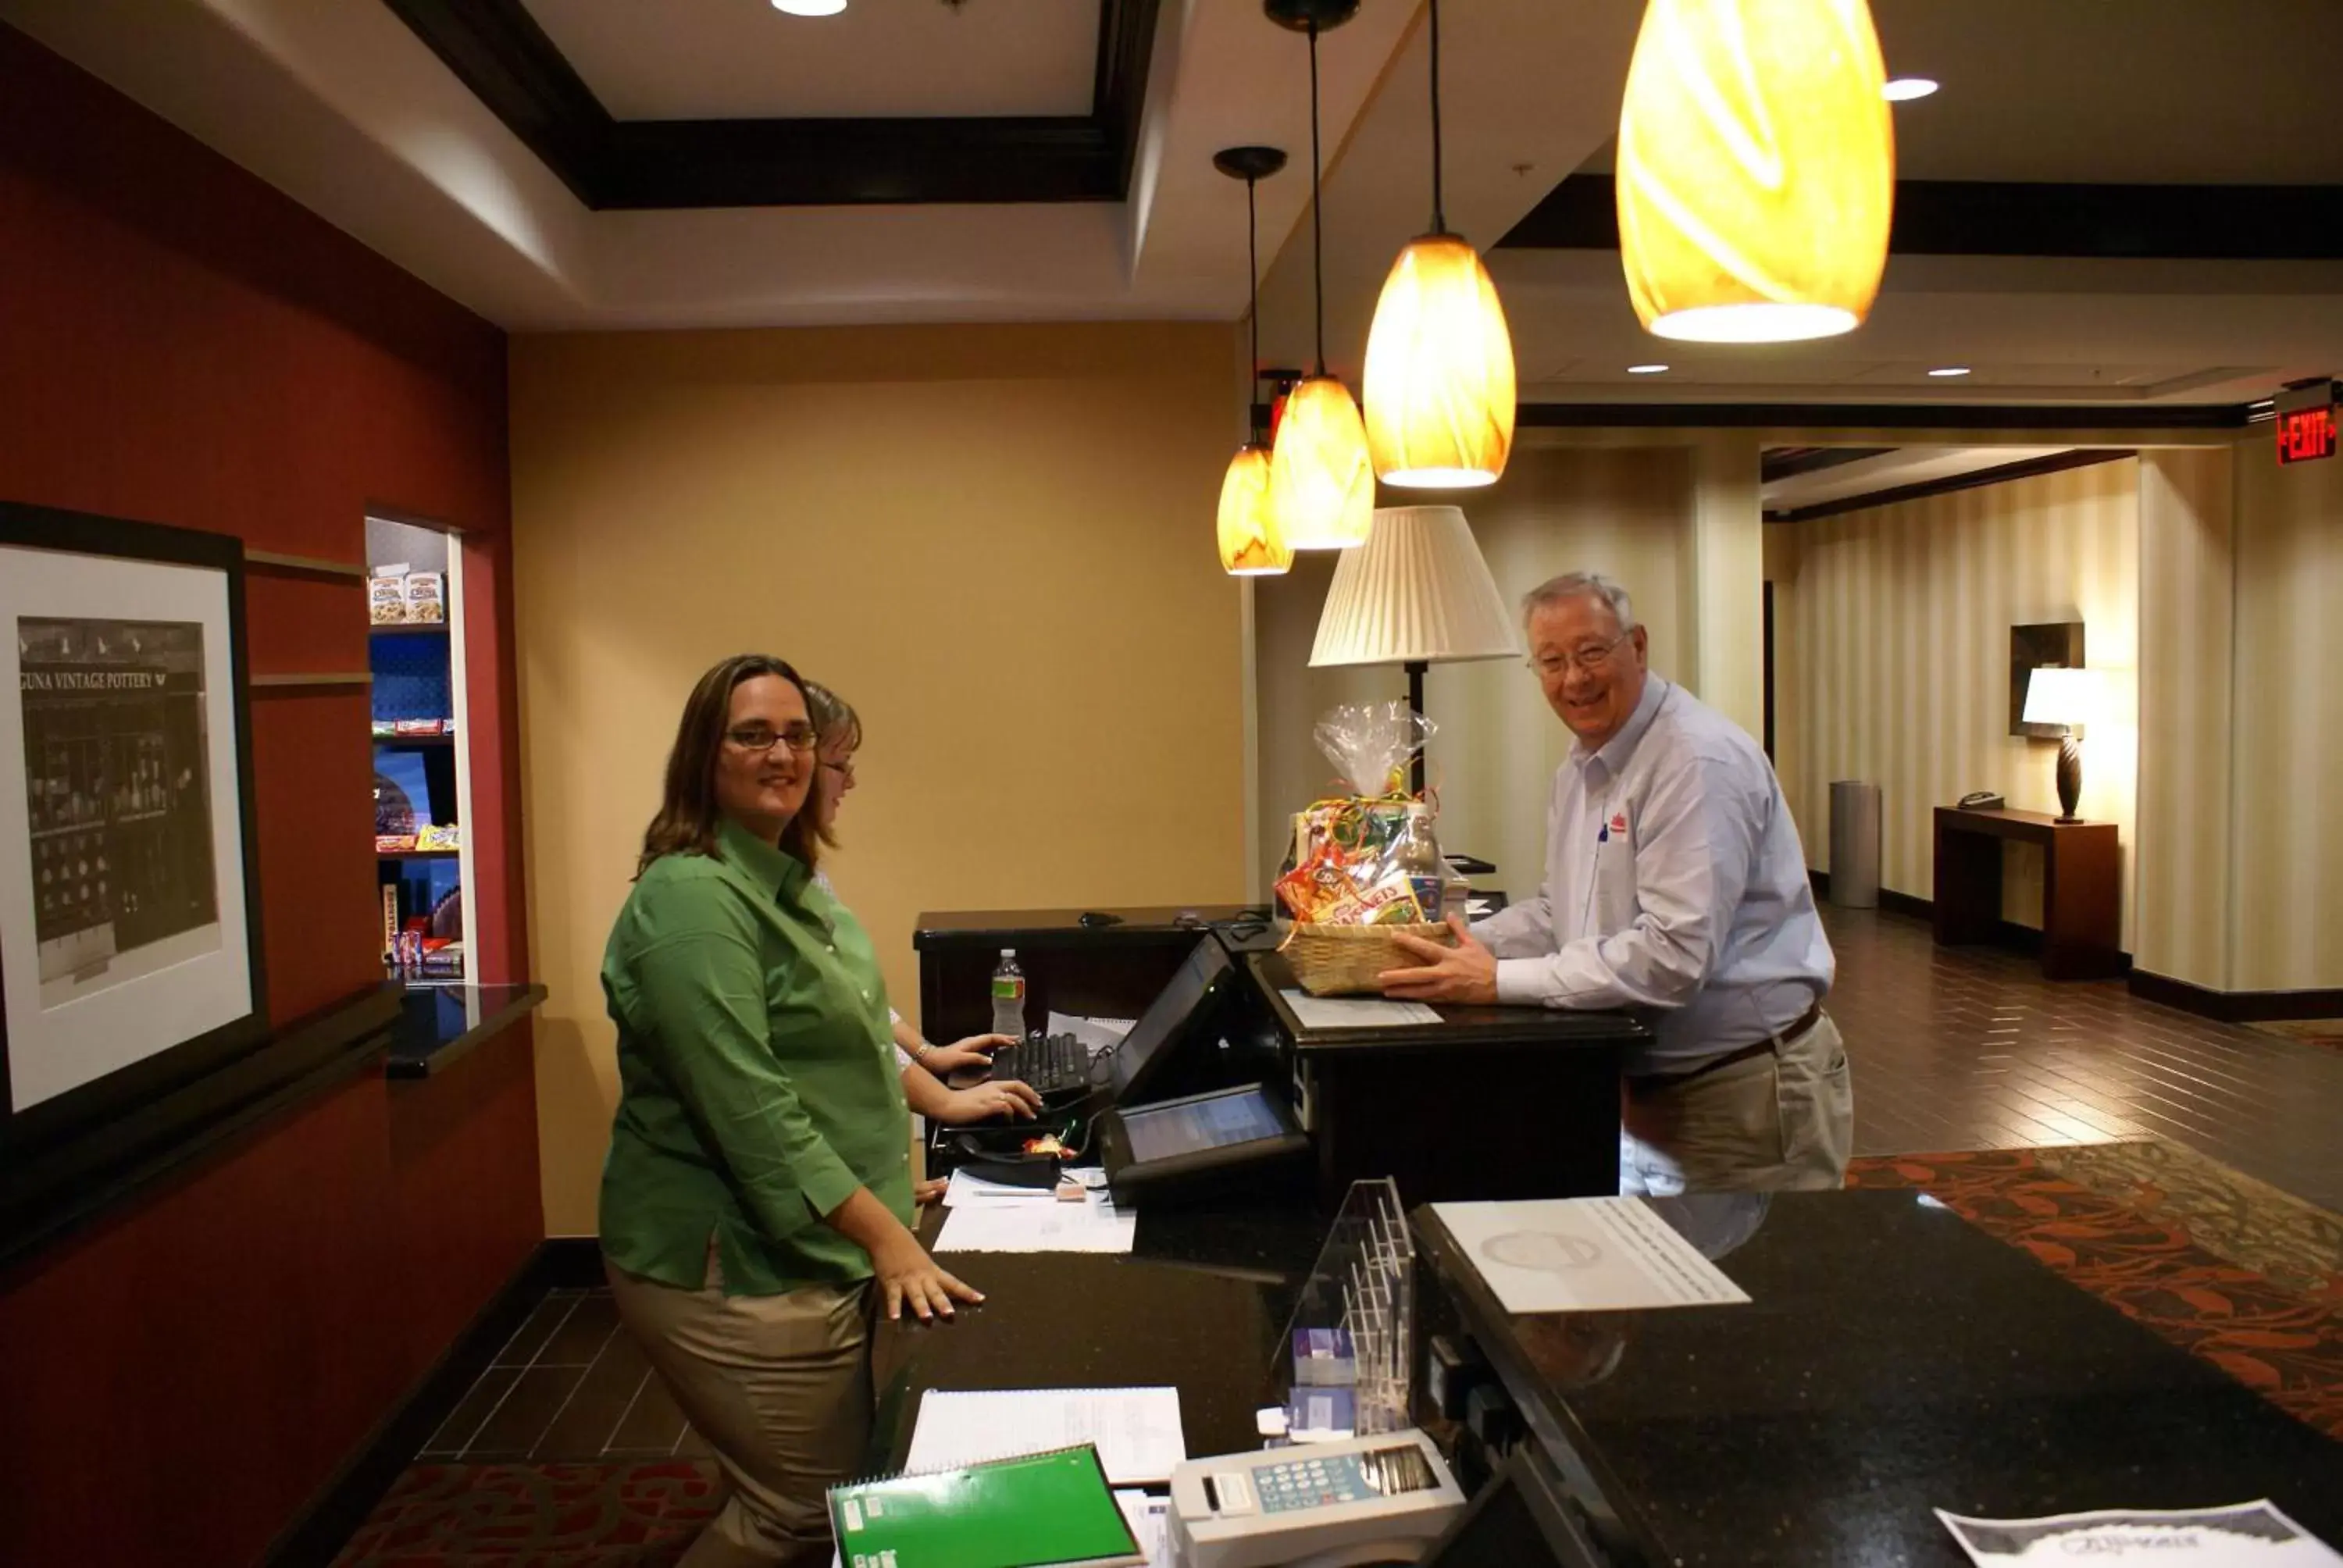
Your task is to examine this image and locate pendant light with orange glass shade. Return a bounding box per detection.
[1615,0,1895,344]
[1363,0,1516,489]
[1265,0,1372,551]
[1214,146,1293,577]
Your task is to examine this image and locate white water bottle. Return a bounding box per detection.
[990,949,1027,1038]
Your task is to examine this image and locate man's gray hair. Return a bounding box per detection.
[1521,572,1636,632]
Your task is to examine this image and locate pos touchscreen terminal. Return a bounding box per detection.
[1097,1083,1310,1207]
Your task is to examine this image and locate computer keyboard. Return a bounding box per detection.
[987,1032,1092,1096]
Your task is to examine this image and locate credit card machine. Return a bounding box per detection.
[1165,1429,1464,1568]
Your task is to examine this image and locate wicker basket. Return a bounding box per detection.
[1281,921,1454,997]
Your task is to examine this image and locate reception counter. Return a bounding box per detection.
[868,1189,2343,1568]
[915,908,1650,1205]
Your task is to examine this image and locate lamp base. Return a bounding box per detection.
[2054,736,2083,824]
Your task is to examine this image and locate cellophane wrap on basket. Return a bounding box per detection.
[1313,701,1432,801]
[1275,703,1438,928]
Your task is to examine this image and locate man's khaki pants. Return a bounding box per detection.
[1619,1012,1853,1196]
[605,1256,874,1568]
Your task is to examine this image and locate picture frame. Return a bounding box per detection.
[0,501,268,1178]
[2010,621,2085,740]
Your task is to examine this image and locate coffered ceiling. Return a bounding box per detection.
[8,0,2342,411]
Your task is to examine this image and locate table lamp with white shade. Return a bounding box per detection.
[2021,665,2101,824]
[1309,504,1522,796]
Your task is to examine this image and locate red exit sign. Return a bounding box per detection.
[2275,381,2338,465]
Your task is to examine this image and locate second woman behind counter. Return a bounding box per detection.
[802,679,1041,1128]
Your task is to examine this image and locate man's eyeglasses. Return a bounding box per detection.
[1526,629,1634,679]
[725,723,818,755]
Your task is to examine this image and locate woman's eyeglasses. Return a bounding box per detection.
[820,758,857,782]
[725,723,818,755]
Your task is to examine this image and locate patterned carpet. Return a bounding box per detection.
[331,1142,2343,1566]
[1847,1142,2343,1439]
[331,1460,722,1566]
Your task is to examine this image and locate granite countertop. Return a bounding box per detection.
[383,982,547,1078]
[1418,1190,2343,1566]
[866,1199,1331,1474]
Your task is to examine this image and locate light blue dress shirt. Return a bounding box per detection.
[1472,676,1834,1074]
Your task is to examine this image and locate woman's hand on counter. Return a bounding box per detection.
[934,1078,1044,1124]
[872,1231,983,1322]
[913,1177,950,1206]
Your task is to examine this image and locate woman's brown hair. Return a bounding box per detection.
[801,679,861,852]
[637,654,820,877]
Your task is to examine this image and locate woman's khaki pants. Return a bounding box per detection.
[605,1256,874,1568]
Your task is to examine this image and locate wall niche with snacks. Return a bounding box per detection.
[368,516,473,983]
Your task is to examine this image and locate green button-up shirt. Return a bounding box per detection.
[600,818,911,1296]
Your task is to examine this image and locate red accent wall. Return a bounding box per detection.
[0,24,539,1567]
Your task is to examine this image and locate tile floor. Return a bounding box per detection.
[425,903,2343,1465]
[420,1286,709,1464]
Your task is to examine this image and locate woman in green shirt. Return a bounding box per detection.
[601,652,976,1568]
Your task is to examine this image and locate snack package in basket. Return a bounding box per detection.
[1275,703,1439,929]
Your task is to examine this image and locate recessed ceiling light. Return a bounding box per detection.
[772,0,847,14]
[1627,364,1670,375]
[1882,77,1939,102]
[1928,366,1971,378]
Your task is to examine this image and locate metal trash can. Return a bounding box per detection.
[1828,780,1881,909]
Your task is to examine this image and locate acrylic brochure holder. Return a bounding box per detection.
[1269,1177,1416,1441]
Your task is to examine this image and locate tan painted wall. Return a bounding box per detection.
[511,323,1250,1235]
[2230,435,2343,993]
[2133,448,2235,989]
[1772,460,2142,946]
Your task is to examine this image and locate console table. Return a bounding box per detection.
[1931,807,2120,980]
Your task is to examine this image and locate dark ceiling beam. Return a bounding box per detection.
[376,0,1160,209]
[1764,449,2136,524]
[1517,401,2252,430]
[378,0,610,208]
[1095,0,1163,192]
[1500,173,2343,261]
[1760,446,1895,483]
[599,119,1118,208]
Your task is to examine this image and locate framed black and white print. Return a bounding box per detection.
[0,501,267,1134]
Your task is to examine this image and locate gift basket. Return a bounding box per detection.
[1275,702,1457,996]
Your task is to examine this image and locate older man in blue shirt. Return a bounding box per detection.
[1382,572,1851,1196]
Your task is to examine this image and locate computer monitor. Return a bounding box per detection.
[1101,935,1236,1104]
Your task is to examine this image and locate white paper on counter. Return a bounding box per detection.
[1429,1197,1752,1313]
[933,1190,1136,1253]
[1047,1011,1136,1056]
[1937,1502,2343,1566]
[1278,990,1441,1029]
[942,1167,1058,1206]
[1116,1491,1170,1566]
[905,1386,1186,1486]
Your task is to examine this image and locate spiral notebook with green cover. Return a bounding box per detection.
[828,1443,1143,1568]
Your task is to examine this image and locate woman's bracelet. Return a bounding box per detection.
[913,1040,936,1062]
